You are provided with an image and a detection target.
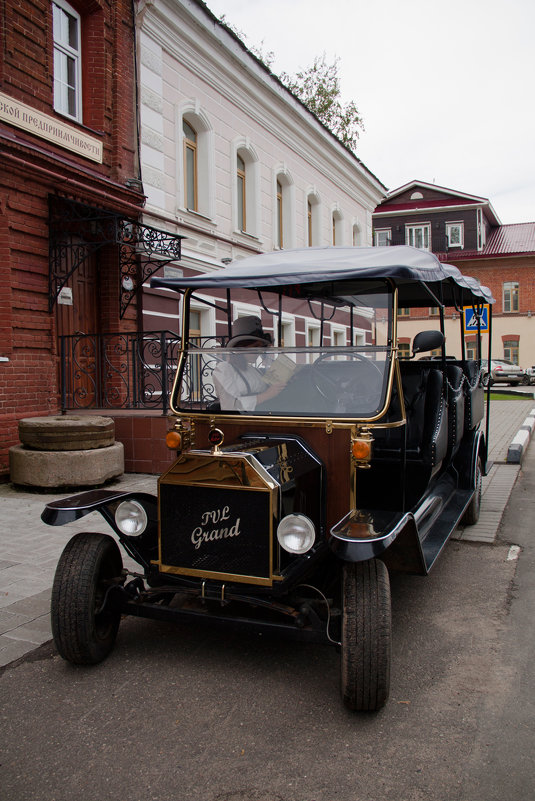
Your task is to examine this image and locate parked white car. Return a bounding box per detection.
[482,359,527,386]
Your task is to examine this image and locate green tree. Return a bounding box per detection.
[280,55,364,152]
[218,16,364,151]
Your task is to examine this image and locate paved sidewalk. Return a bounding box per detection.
[1,398,534,668]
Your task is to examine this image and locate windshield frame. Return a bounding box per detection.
[169,283,398,425]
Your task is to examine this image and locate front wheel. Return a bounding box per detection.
[51,532,123,665]
[340,558,391,712]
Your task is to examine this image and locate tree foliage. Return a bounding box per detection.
[280,55,364,152]
[218,15,364,152]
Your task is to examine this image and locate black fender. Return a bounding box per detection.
[42,489,158,570]
[454,427,487,489]
[328,508,426,575]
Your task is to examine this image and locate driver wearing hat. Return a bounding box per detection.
[213,316,285,411]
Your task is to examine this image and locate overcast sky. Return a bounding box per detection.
[205,0,534,224]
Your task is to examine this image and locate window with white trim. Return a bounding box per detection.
[503,339,519,364]
[374,228,391,247]
[183,119,198,211]
[180,108,214,219]
[503,281,519,313]
[306,191,321,247]
[234,143,260,237]
[332,209,343,245]
[406,223,431,250]
[237,154,246,232]
[398,342,411,360]
[275,170,294,249]
[446,222,464,248]
[53,0,82,121]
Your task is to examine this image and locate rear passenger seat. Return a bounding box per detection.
[374,360,448,475]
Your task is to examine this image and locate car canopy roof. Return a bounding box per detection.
[151,245,495,307]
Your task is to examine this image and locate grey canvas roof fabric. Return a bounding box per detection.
[151,245,494,305]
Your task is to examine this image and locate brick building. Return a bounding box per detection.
[0,0,186,480]
[1,0,385,480]
[373,181,535,367]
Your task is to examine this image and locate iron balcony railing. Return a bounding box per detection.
[59,332,226,413]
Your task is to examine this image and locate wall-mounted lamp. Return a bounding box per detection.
[221,257,232,265]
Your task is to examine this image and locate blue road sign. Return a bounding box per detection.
[463,304,489,334]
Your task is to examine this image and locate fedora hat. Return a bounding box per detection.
[227,316,271,347]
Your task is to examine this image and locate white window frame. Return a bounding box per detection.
[332,207,344,246]
[232,139,261,238]
[503,340,519,364]
[503,281,519,313]
[352,220,362,246]
[306,189,321,247]
[374,228,391,247]
[405,223,431,250]
[446,221,464,248]
[477,208,486,251]
[53,0,82,122]
[179,104,215,220]
[274,168,295,250]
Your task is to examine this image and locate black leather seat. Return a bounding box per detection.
[374,361,448,473]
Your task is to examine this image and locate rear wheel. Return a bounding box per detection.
[51,532,123,665]
[341,558,391,712]
[462,456,483,526]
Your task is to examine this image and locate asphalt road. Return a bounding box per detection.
[2,448,535,801]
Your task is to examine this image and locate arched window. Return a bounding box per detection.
[183,119,197,211]
[275,169,295,250]
[233,142,260,237]
[332,208,343,245]
[306,190,321,246]
[237,154,246,231]
[180,106,214,219]
[276,181,284,248]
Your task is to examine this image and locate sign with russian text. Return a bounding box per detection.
[463,304,490,334]
[0,92,103,163]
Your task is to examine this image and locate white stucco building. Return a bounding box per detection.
[136,0,386,334]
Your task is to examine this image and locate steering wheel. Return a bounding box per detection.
[310,352,383,407]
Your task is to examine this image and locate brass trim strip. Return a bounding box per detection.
[158,563,274,587]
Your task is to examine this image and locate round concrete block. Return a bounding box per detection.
[9,442,124,488]
[18,416,115,451]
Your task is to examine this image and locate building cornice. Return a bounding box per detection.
[138,0,385,209]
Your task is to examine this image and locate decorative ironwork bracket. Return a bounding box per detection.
[48,197,184,318]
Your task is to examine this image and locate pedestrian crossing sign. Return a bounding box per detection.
[463,304,490,334]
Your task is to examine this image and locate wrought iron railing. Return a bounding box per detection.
[59,331,182,413]
[59,332,227,413]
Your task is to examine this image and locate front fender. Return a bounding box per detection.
[42,489,158,571]
[42,489,156,526]
[328,508,426,574]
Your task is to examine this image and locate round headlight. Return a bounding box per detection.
[277,514,316,555]
[115,500,148,536]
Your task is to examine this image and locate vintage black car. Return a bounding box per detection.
[43,246,494,711]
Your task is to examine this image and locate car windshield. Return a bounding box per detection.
[177,283,393,419]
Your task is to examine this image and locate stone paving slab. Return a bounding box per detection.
[0,400,532,667]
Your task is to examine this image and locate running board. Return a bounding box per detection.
[419,488,472,572]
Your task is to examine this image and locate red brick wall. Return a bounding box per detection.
[451,256,535,316]
[0,0,143,479]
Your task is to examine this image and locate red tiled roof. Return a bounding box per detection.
[437,222,535,260]
[484,222,535,255]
